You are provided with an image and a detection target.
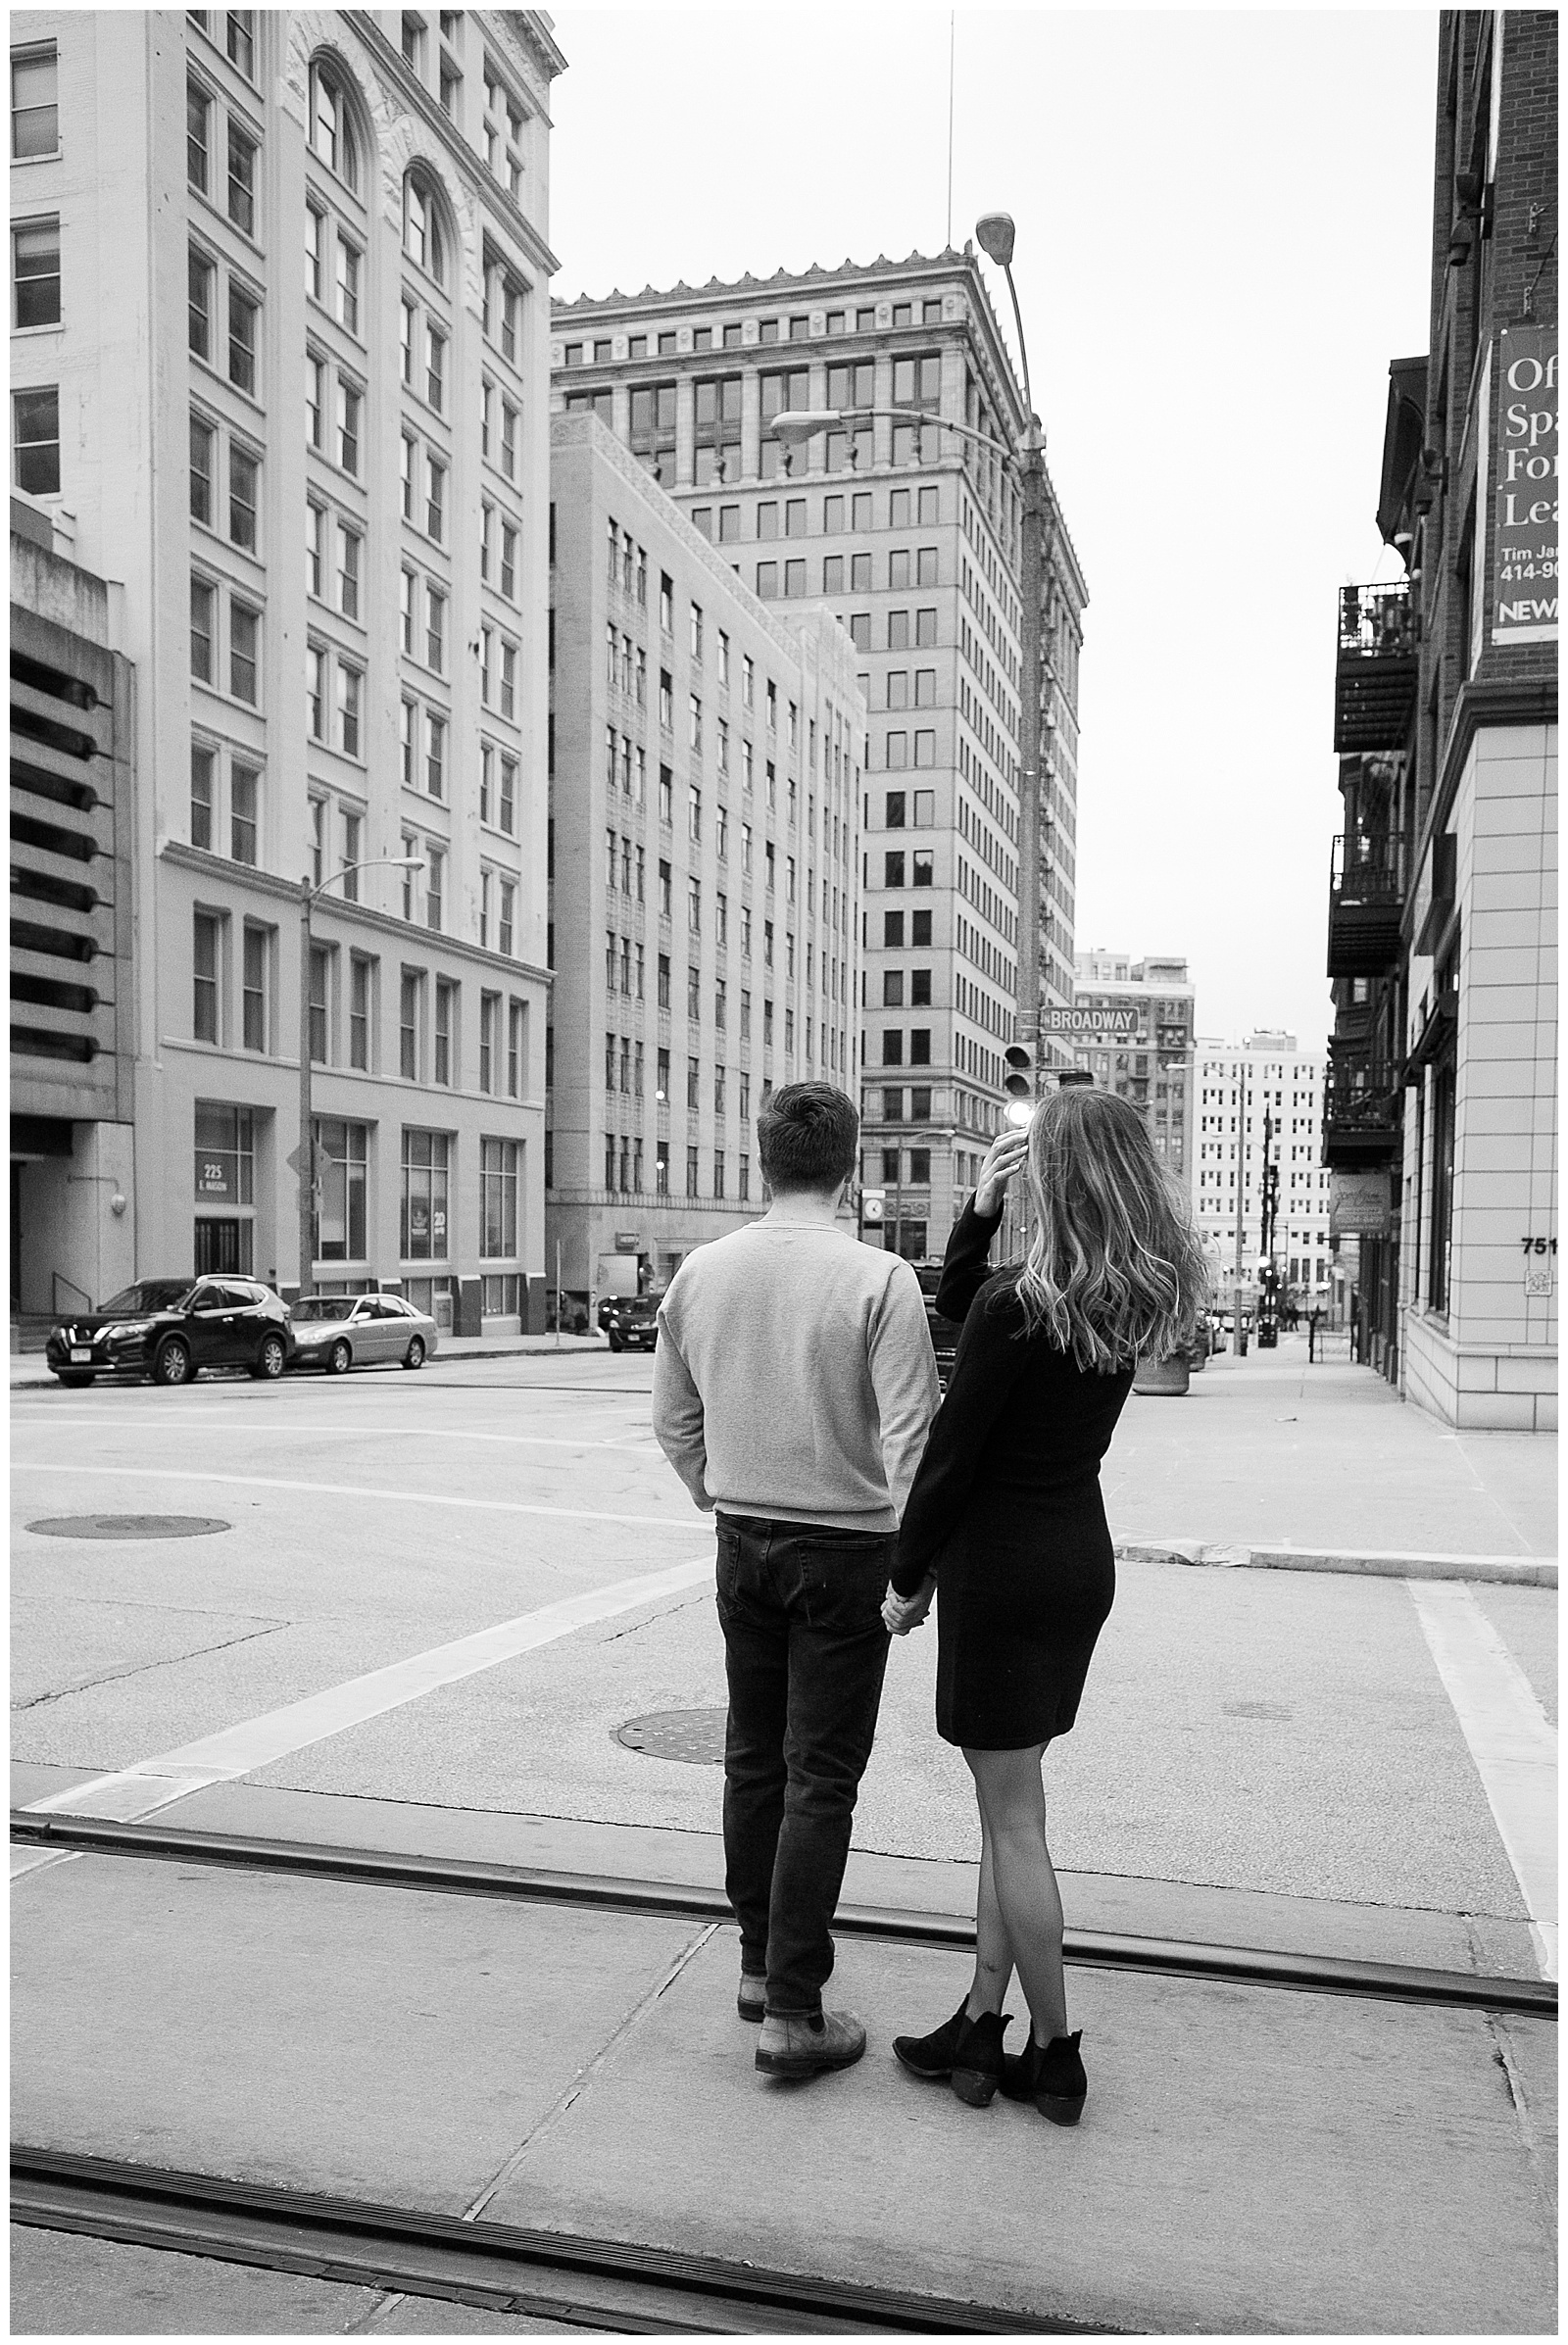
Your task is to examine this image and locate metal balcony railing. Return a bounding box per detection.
[1333,582,1420,754]
[1327,831,1405,977]
[1322,1057,1402,1166]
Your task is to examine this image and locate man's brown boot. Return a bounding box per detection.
[755,2007,866,2077]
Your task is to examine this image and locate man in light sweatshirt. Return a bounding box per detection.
[654,1082,940,2081]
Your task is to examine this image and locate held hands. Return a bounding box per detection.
[882,1574,937,1636]
[973,1125,1031,1217]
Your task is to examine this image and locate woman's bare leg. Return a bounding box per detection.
[963,1743,1067,2044]
[963,1770,1015,2018]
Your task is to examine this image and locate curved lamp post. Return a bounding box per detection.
[769,210,1050,1118]
[297,856,423,1300]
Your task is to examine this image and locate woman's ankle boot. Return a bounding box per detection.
[892,1997,970,2081]
[950,2009,1011,2107]
[1001,2028,1087,2125]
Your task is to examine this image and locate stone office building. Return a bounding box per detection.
[549,248,1088,1261]
[1194,1034,1335,1304]
[547,412,864,1312]
[1069,950,1196,1182]
[1327,10,1556,1425]
[8,8,561,1331]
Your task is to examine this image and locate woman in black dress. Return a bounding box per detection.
[883,1086,1206,2124]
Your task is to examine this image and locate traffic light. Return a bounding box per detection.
[1003,1044,1034,1127]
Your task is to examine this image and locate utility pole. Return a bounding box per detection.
[1232,1054,1250,1356]
[1016,425,1046,1085]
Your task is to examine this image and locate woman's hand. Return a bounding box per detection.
[973,1125,1030,1217]
[882,1574,936,1636]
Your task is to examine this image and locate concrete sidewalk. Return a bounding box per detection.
[1104,1339,1555,1576]
[10,1845,1557,2335]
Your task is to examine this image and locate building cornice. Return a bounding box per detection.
[1426,674,1558,855]
[160,842,554,985]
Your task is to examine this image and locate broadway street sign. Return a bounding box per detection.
[1042,1006,1141,1038]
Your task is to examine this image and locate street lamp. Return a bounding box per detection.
[767,209,1050,1108]
[297,856,423,1301]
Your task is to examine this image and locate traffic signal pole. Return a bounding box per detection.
[1015,426,1047,1087]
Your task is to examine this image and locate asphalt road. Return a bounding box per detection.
[11,1353,1551,1924]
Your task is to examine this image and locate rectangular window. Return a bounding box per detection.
[337,660,362,757]
[309,942,329,1063]
[11,382,59,497]
[188,247,215,359]
[242,924,268,1050]
[337,378,360,473]
[312,1116,368,1265]
[400,970,420,1079]
[499,519,517,601]
[400,1129,450,1262]
[193,909,220,1041]
[500,398,517,478]
[13,216,61,327]
[425,846,444,931]
[507,1001,524,1097]
[499,754,516,834]
[480,1136,518,1257]
[11,44,59,158]
[498,880,514,956]
[500,640,516,718]
[227,284,258,393]
[229,601,258,702]
[349,953,370,1069]
[226,119,257,235]
[426,586,446,671]
[306,353,323,446]
[228,445,258,550]
[425,710,446,798]
[190,575,216,681]
[190,744,215,849]
[190,415,215,523]
[230,761,259,863]
[433,978,454,1085]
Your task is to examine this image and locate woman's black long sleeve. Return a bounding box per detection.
[891,1200,1032,1596]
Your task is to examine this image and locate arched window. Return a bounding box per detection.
[308,59,360,190]
[403,173,446,286]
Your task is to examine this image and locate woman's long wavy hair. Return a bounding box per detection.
[1004,1087,1209,1373]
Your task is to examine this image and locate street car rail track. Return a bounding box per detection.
[10,2146,1113,2334]
[12,1812,1556,2017]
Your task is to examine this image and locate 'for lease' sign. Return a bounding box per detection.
[1494,326,1557,643]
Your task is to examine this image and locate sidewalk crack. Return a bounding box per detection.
[461,1920,721,2224]
[10,1620,289,1713]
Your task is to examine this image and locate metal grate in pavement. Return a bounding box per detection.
[613,1707,727,1765]
[25,1515,231,1540]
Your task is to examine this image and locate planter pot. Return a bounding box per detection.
[1133,1352,1191,1396]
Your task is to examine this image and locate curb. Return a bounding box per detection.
[1117,1540,1558,1588]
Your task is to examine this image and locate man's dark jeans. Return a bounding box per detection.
[714,1511,894,2015]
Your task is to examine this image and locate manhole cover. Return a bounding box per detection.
[26,1515,232,1540]
[1222,1699,1294,1722]
[613,1707,727,1765]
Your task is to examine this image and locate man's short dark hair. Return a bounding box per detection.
[757,1083,859,1196]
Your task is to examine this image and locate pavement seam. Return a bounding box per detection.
[459,1922,722,2226]
[1485,2010,1558,2237]
[10,1623,292,1715]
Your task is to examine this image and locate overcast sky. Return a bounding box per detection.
[548,8,1439,1050]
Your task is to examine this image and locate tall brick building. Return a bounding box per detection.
[1326,10,1556,1424]
[549,251,1087,1259]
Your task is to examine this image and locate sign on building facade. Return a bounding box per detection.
[1494,326,1557,643]
[1330,1169,1394,1239]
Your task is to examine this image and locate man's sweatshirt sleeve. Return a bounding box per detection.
[868,1261,942,1521]
[652,1295,713,1511]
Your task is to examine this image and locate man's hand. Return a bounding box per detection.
[882,1574,936,1636]
[973,1125,1030,1217]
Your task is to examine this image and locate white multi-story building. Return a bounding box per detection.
[1193,1032,1335,1300]
[547,412,865,1312]
[9,8,562,1333]
[548,250,1088,1263]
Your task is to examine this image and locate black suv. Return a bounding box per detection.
[913,1264,962,1391]
[599,1295,660,1353]
[46,1277,295,1389]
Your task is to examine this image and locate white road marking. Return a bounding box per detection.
[12,1462,700,1531]
[13,1552,715,1872]
[14,1416,660,1455]
[1408,1580,1559,1980]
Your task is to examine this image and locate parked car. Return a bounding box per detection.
[601,1295,660,1353]
[45,1277,294,1389]
[913,1264,962,1392]
[287,1292,437,1375]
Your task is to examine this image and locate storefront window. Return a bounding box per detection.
[479,1136,517,1258]
[314,1116,368,1262]
[401,1127,449,1260]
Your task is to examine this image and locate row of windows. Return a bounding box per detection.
[596,1138,754,1203]
[298,1118,520,1268]
[563,298,944,366]
[698,486,945,543]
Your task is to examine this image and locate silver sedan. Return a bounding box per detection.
[287,1293,438,1376]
